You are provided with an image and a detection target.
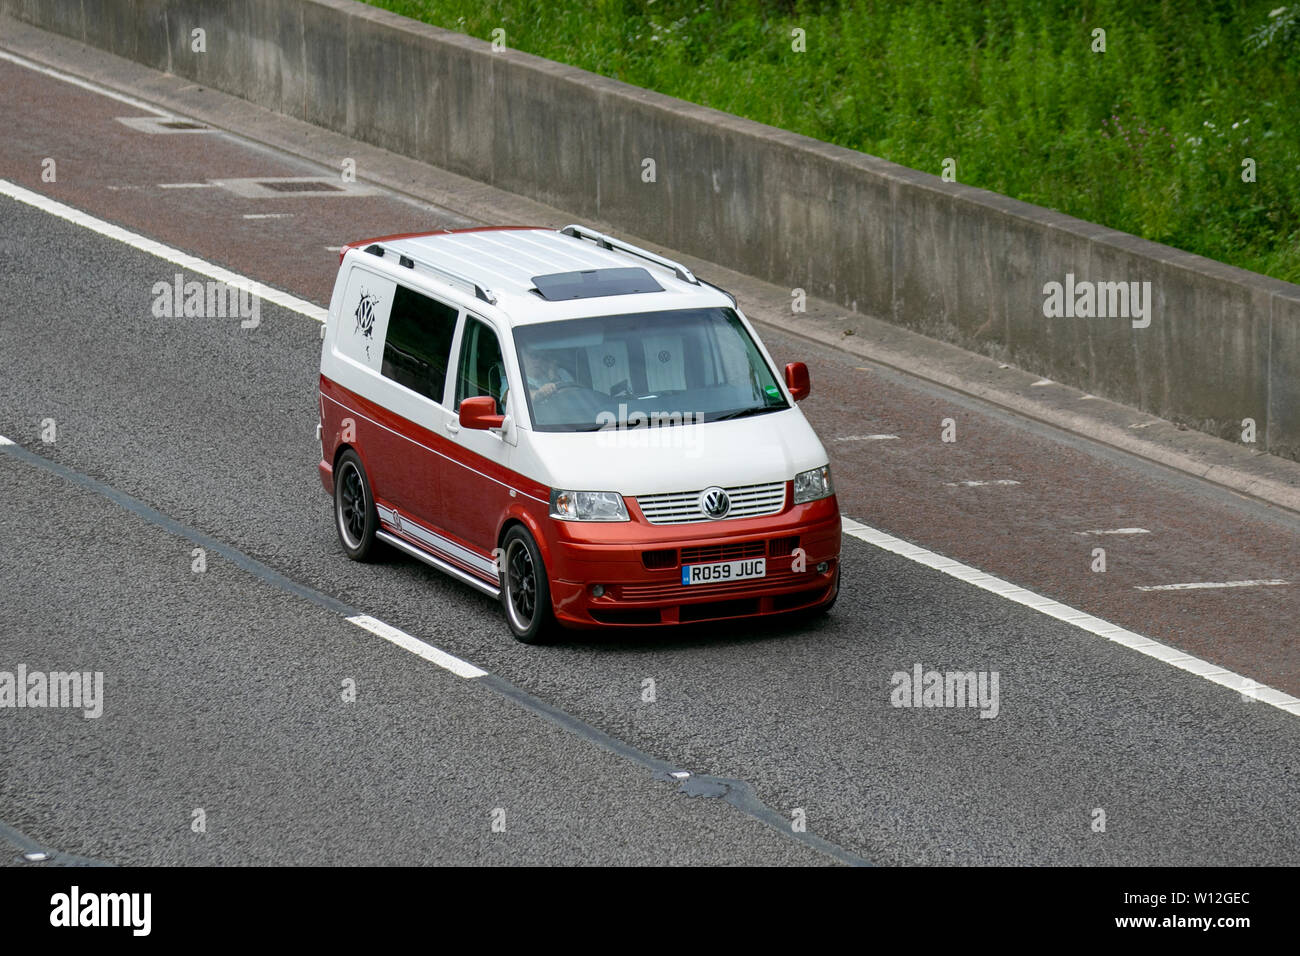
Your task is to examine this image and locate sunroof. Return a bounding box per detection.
[531,267,664,301]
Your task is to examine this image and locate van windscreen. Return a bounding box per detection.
[511,307,788,432]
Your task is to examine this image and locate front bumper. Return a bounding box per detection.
[544,495,841,628]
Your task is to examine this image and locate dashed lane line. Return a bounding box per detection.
[346,614,487,679]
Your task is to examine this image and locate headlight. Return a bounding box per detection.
[550,489,629,521]
[793,465,833,504]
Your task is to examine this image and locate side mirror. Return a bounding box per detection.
[784,362,810,402]
[460,395,505,430]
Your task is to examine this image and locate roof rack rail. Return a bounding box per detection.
[698,277,737,306]
[559,224,698,285]
[363,242,498,305]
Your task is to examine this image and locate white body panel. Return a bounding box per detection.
[516,408,825,495]
[321,228,831,505]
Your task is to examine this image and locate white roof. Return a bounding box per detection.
[366,227,732,325]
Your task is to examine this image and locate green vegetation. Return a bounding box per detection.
[367,0,1300,282]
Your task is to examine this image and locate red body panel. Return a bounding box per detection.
[319,375,840,628]
[545,497,840,628]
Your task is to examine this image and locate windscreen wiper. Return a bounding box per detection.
[712,405,783,422]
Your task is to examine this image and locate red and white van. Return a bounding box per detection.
[318,224,840,642]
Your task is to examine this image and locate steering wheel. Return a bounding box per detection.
[535,382,585,402]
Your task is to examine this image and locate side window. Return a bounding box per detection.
[336,267,396,371]
[455,318,507,414]
[380,285,458,403]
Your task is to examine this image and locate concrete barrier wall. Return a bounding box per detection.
[8,0,1300,460]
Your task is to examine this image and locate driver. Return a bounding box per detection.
[526,351,576,402]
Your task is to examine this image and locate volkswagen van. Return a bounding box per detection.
[318,225,840,642]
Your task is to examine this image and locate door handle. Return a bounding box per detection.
[445,421,460,435]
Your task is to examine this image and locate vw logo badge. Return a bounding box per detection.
[698,486,731,519]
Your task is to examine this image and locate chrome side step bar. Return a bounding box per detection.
[377,530,501,599]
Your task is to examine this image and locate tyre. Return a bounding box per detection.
[499,525,555,644]
[334,449,379,561]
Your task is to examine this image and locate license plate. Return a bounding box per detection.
[681,558,766,585]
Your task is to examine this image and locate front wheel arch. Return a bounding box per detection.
[498,524,555,644]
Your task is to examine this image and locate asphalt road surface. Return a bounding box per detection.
[0,43,1297,866]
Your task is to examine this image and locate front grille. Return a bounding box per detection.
[768,536,800,557]
[636,481,787,525]
[679,541,766,564]
[642,549,678,570]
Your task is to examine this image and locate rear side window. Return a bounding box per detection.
[455,318,507,414]
[381,286,458,403]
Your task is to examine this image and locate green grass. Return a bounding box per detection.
[366,0,1300,283]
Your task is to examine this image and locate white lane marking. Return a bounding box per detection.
[833,434,899,442]
[0,49,172,117]
[945,479,1020,487]
[1129,421,1158,429]
[158,183,214,189]
[346,615,488,679]
[243,213,293,219]
[1031,379,1053,386]
[1074,528,1150,536]
[840,517,1300,718]
[5,41,1288,715]
[1135,579,1289,592]
[0,180,327,323]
